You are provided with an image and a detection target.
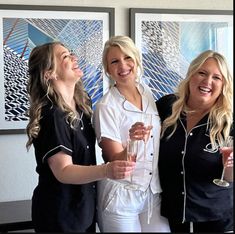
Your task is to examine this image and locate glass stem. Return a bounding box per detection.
[220,166,226,181]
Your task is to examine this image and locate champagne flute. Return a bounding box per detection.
[125,139,138,189]
[213,136,233,187]
[141,113,152,160]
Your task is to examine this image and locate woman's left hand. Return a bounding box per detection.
[129,122,151,141]
[220,147,233,168]
[220,147,233,182]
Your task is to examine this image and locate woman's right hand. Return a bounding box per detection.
[106,160,135,180]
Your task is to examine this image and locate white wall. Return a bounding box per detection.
[0,0,233,202]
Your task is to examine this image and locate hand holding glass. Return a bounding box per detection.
[213,136,233,187]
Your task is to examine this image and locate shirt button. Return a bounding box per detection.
[181,151,184,154]
[151,153,153,156]
[182,192,184,195]
[151,135,153,138]
[181,171,183,174]
[190,132,193,136]
[86,145,89,149]
[93,185,96,188]
[149,172,152,175]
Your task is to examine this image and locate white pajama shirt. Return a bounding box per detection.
[93,82,170,232]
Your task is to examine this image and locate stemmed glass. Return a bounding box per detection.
[141,113,152,160]
[213,136,233,187]
[125,139,138,189]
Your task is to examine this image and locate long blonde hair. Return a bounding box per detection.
[161,50,233,149]
[26,41,92,150]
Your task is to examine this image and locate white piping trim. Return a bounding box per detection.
[179,117,210,223]
[42,145,72,163]
[180,119,188,223]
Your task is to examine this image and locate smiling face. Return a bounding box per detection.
[106,46,137,85]
[187,57,224,110]
[53,44,83,84]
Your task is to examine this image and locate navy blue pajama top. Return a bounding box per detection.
[156,94,233,223]
[32,102,96,232]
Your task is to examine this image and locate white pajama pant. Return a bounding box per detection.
[97,179,170,232]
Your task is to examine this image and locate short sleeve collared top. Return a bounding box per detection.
[156,94,233,223]
[93,82,162,193]
[32,103,97,232]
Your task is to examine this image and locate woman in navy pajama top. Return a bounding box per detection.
[130,50,233,232]
[26,42,135,232]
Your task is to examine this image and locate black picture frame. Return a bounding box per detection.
[129,8,233,101]
[0,4,115,134]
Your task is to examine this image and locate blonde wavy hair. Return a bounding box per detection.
[161,50,233,149]
[102,35,143,83]
[26,41,92,150]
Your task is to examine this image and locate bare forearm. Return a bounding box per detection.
[99,138,127,162]
[103,148,127,162]
[56,164,107,184]
[48,151,135,184]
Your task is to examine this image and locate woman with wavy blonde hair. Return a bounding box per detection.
[26,41,135,232]
[130,50,233,232]
[161,50,233,148]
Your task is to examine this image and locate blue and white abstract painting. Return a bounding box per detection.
[134,11,233,101]
[0,8,111,130]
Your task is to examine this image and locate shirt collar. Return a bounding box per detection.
[112,82,150,113]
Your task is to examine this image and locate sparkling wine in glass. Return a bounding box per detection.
[125,139,138,189]
[213,136,233,187]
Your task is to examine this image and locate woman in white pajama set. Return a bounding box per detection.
[93,35,170,232]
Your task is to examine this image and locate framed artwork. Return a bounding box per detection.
[130,8,233,101]
[0,4,114,134]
